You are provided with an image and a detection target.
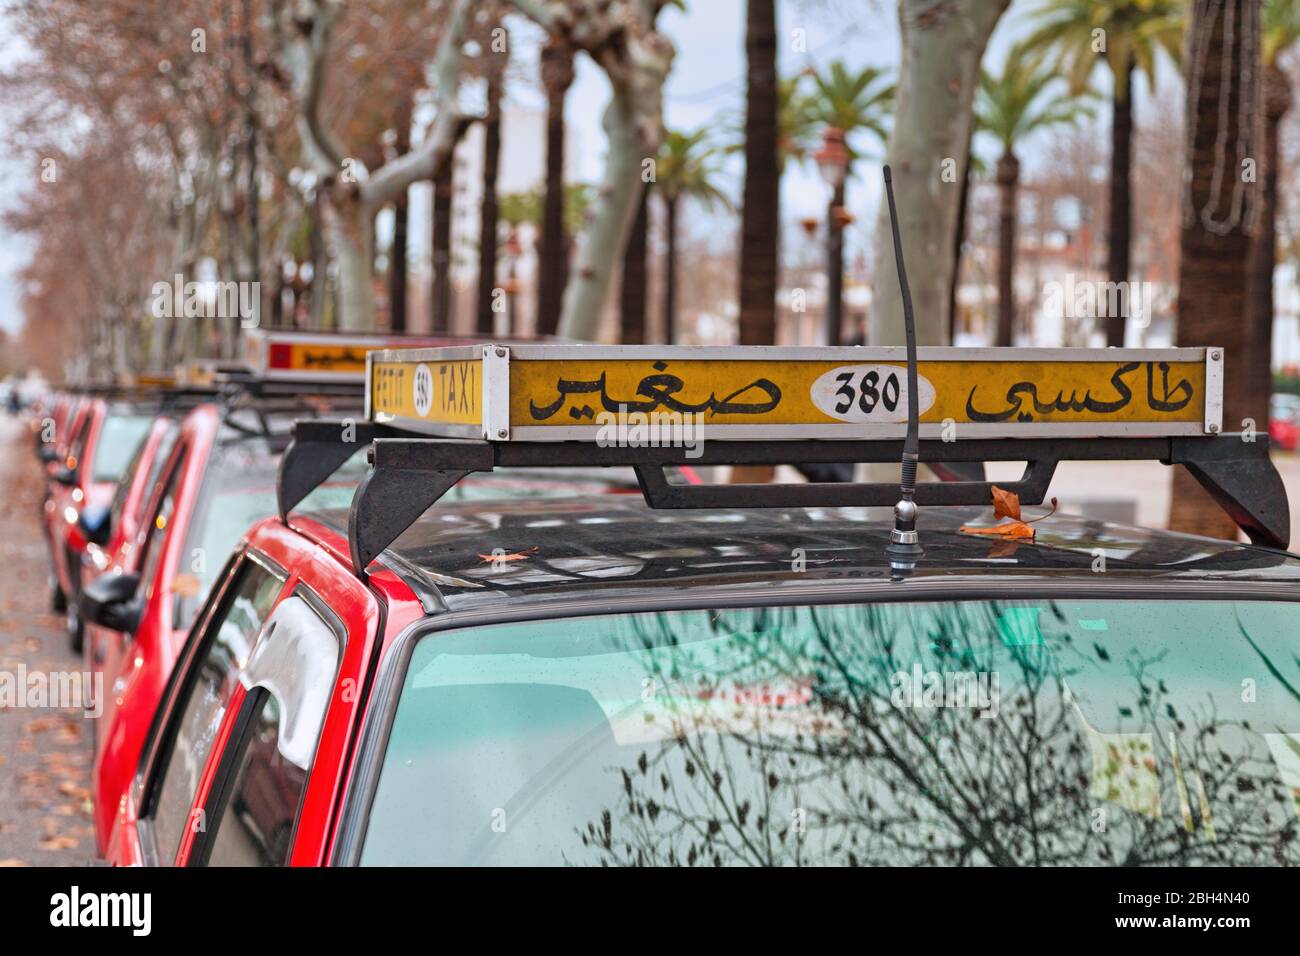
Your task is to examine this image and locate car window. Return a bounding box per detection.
[111,423,177,537]
[138,445,188,604]
[65,407,94,471]
[202,595,343,866]
[148,558,283,863]
[361,598,1300,866]
[172,445,365,630]
[90,414,154,483]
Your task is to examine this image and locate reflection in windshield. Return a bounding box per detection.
[363,599,1300,866]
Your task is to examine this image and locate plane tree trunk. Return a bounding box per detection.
[507,0,674,342]
[282,0,472,331]
[870,0,1009,347]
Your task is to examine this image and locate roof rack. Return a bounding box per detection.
[275,344,1291,577]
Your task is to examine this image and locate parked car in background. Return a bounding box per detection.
[42,396,154,644]
[79,394,366,853]
[1270,393,1300,452]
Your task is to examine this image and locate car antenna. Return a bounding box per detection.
[882,164,923,578]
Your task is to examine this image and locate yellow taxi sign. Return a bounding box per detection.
[366,345,1223,441]
[243,329,482,382]
[132,371,178,389]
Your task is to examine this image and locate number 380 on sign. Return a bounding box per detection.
[810,364,936,424]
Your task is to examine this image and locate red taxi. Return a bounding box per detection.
[93,344,1299,868]
[79,396,364,852]
[42,396,155,643]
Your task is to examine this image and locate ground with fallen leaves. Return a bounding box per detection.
[0,415,97,866]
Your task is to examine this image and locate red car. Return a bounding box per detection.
[42,397,155,644]
[79,413,180,672]
[1269,395,1300,452]
[79,396,364,852]
[91,344,1300,868]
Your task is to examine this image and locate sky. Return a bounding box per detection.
[0,0,1159,337]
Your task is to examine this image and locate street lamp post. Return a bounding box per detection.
[814,127,850,347]
[503,230,523,336]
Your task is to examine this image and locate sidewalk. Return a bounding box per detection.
[0,415,97,866]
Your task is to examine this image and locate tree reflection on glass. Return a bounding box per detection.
[567,602,1300,866]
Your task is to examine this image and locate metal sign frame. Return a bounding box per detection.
[365,344,1224,441]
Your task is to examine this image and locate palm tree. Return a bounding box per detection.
[797,61,894,345]
[798,61,894,156]
[620,184,651,344]
[738,0,779,345]
[976,48,1094,346]
[476,35,508,335]
[725,74,819,171]
[537,37,574,337]
[776,75,819,173]
[1248,0,1300,421]
[657,129,732,342]
[1024,0,1183,346]
[1169,0,1260,541]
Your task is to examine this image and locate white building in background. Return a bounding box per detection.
[1272,261,1300,374]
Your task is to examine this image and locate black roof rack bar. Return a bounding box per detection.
[214,371,365,400]
[328,432,1289,577]
[277,420,400,520]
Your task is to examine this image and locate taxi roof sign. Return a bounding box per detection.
[242,328,502,382]
[365,344,1224,441]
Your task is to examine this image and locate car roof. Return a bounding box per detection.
[297,495,1300,614]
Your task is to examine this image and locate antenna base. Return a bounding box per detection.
[886,496,923,578]
[885,536,923,581]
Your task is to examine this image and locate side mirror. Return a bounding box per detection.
[79,572,143,635]
[52,466,78,488]
[38,445,60,463]
[78,504,112,547]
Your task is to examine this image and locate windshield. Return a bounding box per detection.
[172,443,366,629]
[91,413,155,483]
[361,598,1300,866]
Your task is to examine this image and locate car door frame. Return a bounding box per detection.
[125,543,292,867]
[124,519,382,867]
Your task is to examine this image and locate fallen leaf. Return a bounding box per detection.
[173,573,202,598]
[962,487,1061,541]
[57,781,91,801]
[960,520,1036,540]
[477,546,540,564]
[992,485,1021,521]
[37,836,77,851]
[0,859,28,867]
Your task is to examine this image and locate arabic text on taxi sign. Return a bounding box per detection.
[509,358,1206,427]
